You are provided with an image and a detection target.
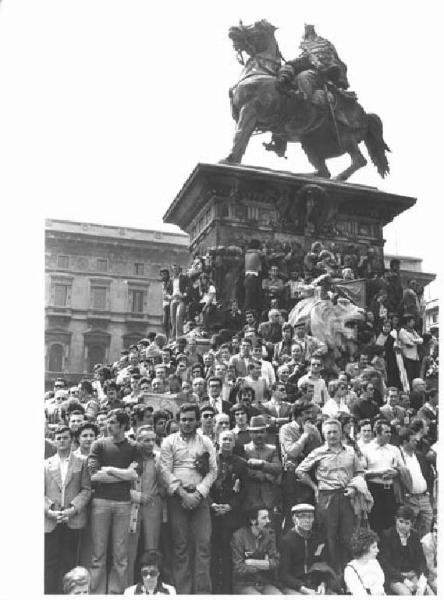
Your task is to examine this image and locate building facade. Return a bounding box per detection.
[45,219,189,388]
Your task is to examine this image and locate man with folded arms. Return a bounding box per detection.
[230,507,282,594]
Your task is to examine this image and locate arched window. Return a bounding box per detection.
[48,344,64,372]
[88,345,105,373]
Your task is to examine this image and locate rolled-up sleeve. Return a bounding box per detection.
[159,436,182,495]
[196,438,217,497]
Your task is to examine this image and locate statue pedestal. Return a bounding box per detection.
[163,163,415,263]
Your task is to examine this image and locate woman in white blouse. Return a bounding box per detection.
[344,528,386,595]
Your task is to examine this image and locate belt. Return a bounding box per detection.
[409,490,429,496]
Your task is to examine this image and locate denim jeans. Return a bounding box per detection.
[127,495,163,586]
[89,498,131,594]
[167,495,212,594]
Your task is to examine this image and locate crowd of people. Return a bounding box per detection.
[44,243,439,595]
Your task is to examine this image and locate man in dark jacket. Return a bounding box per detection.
[210,430,248,593]
[279,504,332,594]
[379,505,427,595]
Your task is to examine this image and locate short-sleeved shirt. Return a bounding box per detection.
[88,437,142,501]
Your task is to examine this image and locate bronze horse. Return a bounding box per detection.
[222,20,390,181]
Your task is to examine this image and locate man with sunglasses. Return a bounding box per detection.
[87,409,142,594]
[160,403,217,594]
[297,356,329,406]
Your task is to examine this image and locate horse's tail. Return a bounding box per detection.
[364,113,391,178]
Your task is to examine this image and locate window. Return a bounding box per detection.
[134,262,144,276]
[48,344,64,372]
[97,258,108,272]
[88,345,105,373]
[129,289,145,313]
[432,313,437,324]
[91,286,107,310]
[57,255,69,269]
[54,284,69,306]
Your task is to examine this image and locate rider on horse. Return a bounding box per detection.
[278,24,350,105]
[267,25,355,157]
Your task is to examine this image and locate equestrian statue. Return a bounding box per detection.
[222,20,390,181]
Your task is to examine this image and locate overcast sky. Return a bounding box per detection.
[1,0,443,277]
[0,2,442,593]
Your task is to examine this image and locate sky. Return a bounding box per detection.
[0,1,442,596]
[0,0,443,276]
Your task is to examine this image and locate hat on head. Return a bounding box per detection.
[248,415,268,431]
[291,503,315,514]
[294,315,308,326]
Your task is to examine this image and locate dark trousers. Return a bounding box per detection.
[367,482,397,534]
[403,357,420,386]
[44,524,80,594]
[210,512,242,593]
[282,469,314,533]
[244,274,262,311]
[162,305,171,339]
[316,490,356,573]
[168,495,212,594]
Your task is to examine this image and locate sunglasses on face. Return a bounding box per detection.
[141,567,159,577]
[202,414,214,419]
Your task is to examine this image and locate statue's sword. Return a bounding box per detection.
[323,83,343,153]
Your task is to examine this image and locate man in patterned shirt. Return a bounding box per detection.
[159,403,217,594]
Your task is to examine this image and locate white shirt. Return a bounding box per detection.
[260,359,276,386]
[401,449,427,494]
[298,372,329,406]
[54,452,71,507]
[344,558,385,595]
[322,397,350,418]
[362,440,402,485]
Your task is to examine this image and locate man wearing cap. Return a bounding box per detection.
[279,400,323,531]
[243,416,282,525]
[280,504,331,594]
[295,418,364,573]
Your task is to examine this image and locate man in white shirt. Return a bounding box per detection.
[398,427,434,539]
[297,357,329,406]
[399,315,423,385]
[44,425,91,593]
[251,344,276,386]
[362,420,402,534]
